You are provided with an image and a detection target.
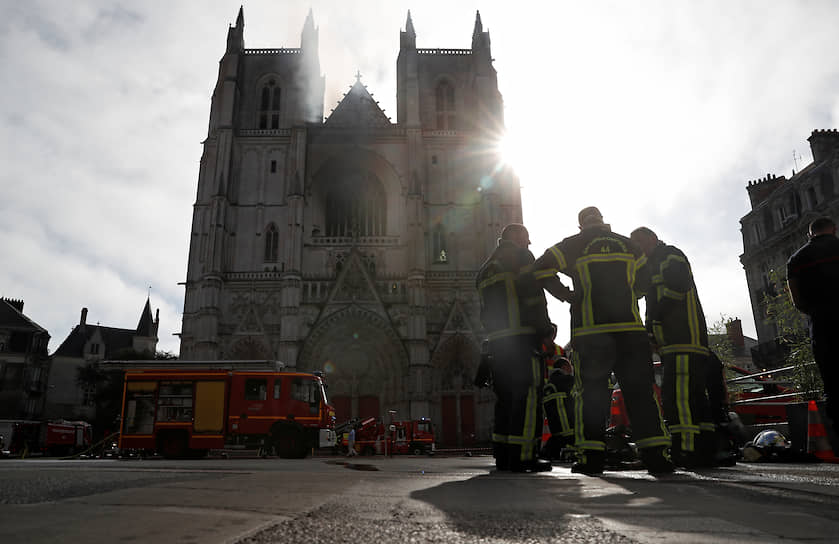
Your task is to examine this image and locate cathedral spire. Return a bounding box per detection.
[226,6,244,53]
[471,11,483,46]
[406,10,416,37]
[400,10,416,50]
[301,8,316,47]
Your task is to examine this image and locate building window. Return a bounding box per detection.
[273,379,282,400]
[264,223,279,262]
[90,343,100,355]
[325,172,386,237]
[435,81,455,130]
[82,385,96,406]
[432,224,447,263]
[258,79,281,130]
[270,160,277,173]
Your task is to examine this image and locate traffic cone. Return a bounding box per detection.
[541,417,551,445]
[806,400,839,462]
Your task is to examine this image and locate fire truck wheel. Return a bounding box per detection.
[158,431,188,459]
[412,447,423,456]
[273,427,308,459]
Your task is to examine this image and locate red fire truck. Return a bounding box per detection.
[114,360,336,459]
[0,419,92,457]
[340,417,435,455]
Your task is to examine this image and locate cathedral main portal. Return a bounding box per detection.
[301,307,407,424]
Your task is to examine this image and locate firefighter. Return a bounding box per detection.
[476,224,568,472]
[540,325,575,460]
[531,208,673,475]
[630,226,715,468]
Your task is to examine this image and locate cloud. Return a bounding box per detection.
[2,0,839,356]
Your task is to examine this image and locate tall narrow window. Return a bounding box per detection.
[432,224,447,263]
[435,81,455,130]
[264,223,279,262]
[258,79,281,129]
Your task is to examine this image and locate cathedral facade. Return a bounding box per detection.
[179,8,522,446]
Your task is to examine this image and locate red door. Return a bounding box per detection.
[358,396,380,420]
[332,396,351,423]
[441,395,457,447]
[460,395,475,445]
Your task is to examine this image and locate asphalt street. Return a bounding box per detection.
[2,454,839,543]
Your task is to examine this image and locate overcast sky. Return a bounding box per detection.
[2,1,838,355]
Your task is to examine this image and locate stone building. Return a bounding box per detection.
[0,298,50,419]
[44,300,159,421]
[178,8,521,445]
[739,129,839,366]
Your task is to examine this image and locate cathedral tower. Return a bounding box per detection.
[180,9,521,447]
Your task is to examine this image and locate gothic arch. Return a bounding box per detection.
[227,336,270,360]
[299,306,408,421]
[429,333,491,447]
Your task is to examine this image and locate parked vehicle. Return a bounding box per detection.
[339,416,435,455]
[0,419,91,457]
[114,360,336,459]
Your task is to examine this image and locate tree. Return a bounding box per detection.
[707,314,736,367]
[76,349,178,440]
[763,269,823,400]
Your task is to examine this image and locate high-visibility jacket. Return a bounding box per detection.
[640,242,709,356]
[532,225,649,338]
[476,240,552,341]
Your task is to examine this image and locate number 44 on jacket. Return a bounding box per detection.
[110,360,337,459]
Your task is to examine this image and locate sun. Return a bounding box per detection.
[496,130,524,169]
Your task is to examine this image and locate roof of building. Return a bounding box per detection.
[0,298,47,334]
[53,324,137,358]
[325,78,391,127]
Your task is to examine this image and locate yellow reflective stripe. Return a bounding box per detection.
[519,354,541,461]
[579,259,594,328]
[533,268,558,280]
[675,354,693,451]
[492,433,509,443]
[659,287,686,300]
[636,436,671,449]
[487,327,537,341]
[548,245,566,270]
[477,271,515,291]
[572,322,646,336]
[572,350,586,448]
[577,252,636,265]
[556,392,571,434]
[659,344,709,355]
[699,422,716,432]
[670,424,701,433]
[686,290,700,345]
[576,440,606,451]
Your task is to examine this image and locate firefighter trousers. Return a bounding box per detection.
[489,335,543,463]
[660,351,712,453]
[572,331,670,453]
[544,372,574,446]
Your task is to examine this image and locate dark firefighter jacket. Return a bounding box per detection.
[531,225,649,338]
[476,240,552,341]
[640,241,709,356]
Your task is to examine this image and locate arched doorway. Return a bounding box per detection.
[431,333,488,447]
[300,307,408,424]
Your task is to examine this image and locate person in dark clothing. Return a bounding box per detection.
[540,326,574,459]
[531,208,673,475]
[787,216,839,436]
[630,226,715,467]
[476,224,569,472]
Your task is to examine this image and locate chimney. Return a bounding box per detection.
[80,307,88,326]
[726,318,745,352]
[808,129,839,163]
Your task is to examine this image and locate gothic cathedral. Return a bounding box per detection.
[179,8,523,446]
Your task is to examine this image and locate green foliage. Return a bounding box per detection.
[763,269,823,400]
[707,314,736,367]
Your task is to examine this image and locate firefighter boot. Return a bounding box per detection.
[641,446,675,475]
[571,449,605,475]
[493,443,510,471]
